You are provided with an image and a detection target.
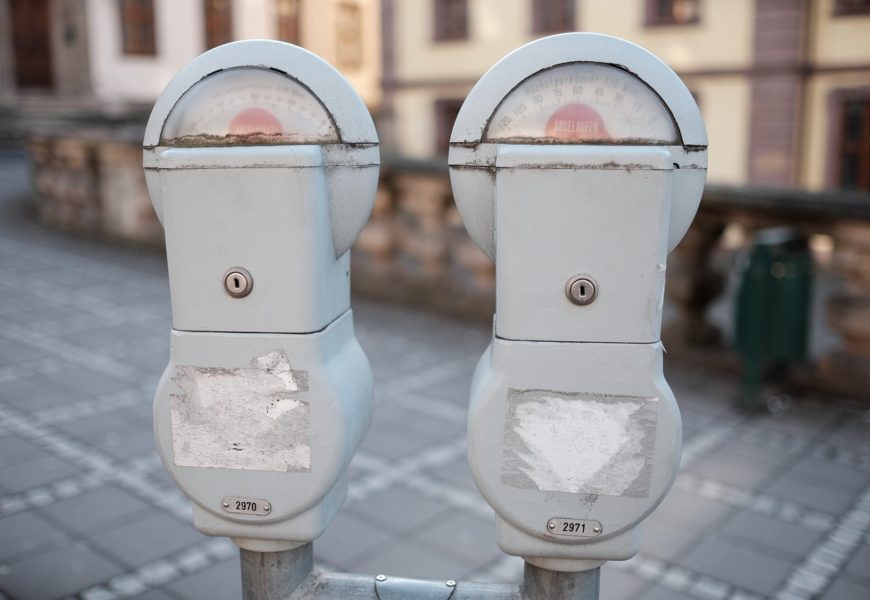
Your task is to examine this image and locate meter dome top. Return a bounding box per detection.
[144,40,378,148]
[450,33,707,149]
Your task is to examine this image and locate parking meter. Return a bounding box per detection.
[143,40,378,551]
[449,34,707,571]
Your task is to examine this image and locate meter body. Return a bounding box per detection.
[143,41,378,551]
[449,34,707,571]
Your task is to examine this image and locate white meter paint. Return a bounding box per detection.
[145,41,377,552]
[485,63,678,144]
[451,34,707,572]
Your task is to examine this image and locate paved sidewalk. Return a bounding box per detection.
[0,152,868,600]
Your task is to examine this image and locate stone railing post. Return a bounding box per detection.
[663,214,727,348]
[354,182,396,275]
[393,173,450,280]
[822,222,870,396]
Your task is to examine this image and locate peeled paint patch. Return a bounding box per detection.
[501,389,657,497]
[171,350,310,472]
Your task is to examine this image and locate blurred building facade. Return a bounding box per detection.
[382,0,870,191]
[0,0,381,107]
[1,0,869,396]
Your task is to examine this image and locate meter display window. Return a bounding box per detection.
[484,62,679,144]
[161,67,339,146]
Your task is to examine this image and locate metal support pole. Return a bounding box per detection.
[522,563,600,600]
[240,544,313,600]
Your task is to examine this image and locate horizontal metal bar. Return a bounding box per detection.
[240,544,599,600]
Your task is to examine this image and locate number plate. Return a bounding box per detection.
[547,518,603,538]
[222,496,271,516]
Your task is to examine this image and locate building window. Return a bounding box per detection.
[434,0,468,41]
[336,3,362,70]
[834,0,870,15]
[532,0,575,34]
[277,0,302,44]
[435,98,464,155]
[839,100,870,190]
[119,0,156,55]
[204,0,232,49]
[645,0,700,26]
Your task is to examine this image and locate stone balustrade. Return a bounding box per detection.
[23,130,870,398]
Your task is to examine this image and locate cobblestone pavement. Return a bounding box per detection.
[0,153,869,600]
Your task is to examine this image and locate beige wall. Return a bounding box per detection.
[231,0,381,107]
[393,0,754,80]
[810,0,870,64]
[582,0,754,71]
[301,0,382,107]
[233,0,277,40]
[394,0,532,80]
[51,0,92,95]
[86,0,380,106]
[687,76,751,185]
[86,0,203,102]
[391,0,754,183]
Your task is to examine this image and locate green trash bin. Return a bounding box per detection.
[735,228,813,409]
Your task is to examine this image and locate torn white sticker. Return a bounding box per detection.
[171,350,310,472]
[501,389,657,497]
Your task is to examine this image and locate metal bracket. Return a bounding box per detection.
[374,575,456,600]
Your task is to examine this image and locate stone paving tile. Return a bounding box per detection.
[88,427,157,461]
[0,455,81,494]
[425,456,479,492]
[600,568,649,600]
[38,485,153,536]
[347,485,452,534]
[843,542,870,584]
[766,474,857,515]
[0,510,69,562]
[683,537,793,596]
[826,420,870,454]
[313,508,395,568]
[88,513,206,569]
[786,456,870,494]
[164,558,242,600]
[359,424,454,460]
[415,510,502,565]
[686,440,791,490]
[351,537,473,580]
[639,511,701,561]
[822,576,870,600]
[654,487,735,529]
[53,411,133,438]
[0,542,124,600]
[131,590,177,600]
[0,435,48,468]
[720,509,826,560]
[637,585,695,600]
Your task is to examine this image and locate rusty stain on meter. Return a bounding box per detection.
[485,63,679,145]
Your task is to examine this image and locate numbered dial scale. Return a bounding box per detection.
[484,62,679,144]
[161,67,339,146]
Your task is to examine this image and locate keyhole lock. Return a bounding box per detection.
[566,275,597,306]
[224,267,253,298]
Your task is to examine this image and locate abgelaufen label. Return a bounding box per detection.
[171,350,310,472]
[501,389,657,497]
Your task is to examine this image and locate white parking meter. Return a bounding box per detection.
[450,34,707,571]
[143,41,378,551]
